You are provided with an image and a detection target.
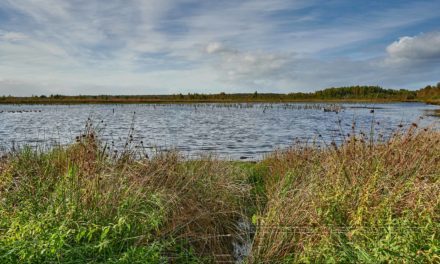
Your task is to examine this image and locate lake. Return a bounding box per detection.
[0,102,438,159]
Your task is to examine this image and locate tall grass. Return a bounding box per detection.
[0,129,250,263]
[251,125,440,263]
[0,123,439,263]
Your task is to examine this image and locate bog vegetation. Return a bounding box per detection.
[1,84,440,104]
[0,121,439,263]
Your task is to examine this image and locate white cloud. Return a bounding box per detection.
[208,48,290,85]
[205,42,224,54]
[387,32,440,60]
[0,0,440,95]
[204,35,440,92]
[0,31,28,42]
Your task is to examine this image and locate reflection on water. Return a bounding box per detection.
[0,103,438,159]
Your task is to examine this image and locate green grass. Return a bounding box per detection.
[1,125,440,263]
[0,135,250,263]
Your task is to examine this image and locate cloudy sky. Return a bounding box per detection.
[0,0,440,95]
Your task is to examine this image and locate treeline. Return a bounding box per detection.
[0,84,439,104]
[417,83,440,99]
[313,86,416,100]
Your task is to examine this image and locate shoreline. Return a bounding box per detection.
[0,98,426,105]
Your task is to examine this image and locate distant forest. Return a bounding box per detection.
[1,84,440,104]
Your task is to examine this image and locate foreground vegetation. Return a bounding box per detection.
[1,84,440,104]
[1,123,440,263]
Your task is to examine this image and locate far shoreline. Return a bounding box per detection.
[0,98,430,105]
[1,85,439,105]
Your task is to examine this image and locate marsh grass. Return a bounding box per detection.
[0,126,250,263]
[251,125,440,263]
[0,121,440,263]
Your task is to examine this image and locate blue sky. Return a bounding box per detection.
[0,0,440,95]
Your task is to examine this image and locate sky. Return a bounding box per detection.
[0,0,440,96]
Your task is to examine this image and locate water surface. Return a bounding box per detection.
[0,102,438,159]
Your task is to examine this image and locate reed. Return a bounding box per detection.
[251,125,440,263]
[0,129,250,263]
[0,123,439,263]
